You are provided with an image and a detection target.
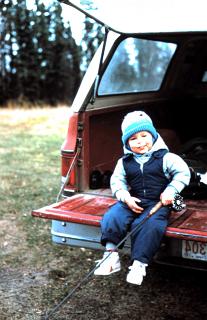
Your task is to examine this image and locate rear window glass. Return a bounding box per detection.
[98,38,177,95]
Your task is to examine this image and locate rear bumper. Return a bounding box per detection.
[155,238,207,271]
[51,220,131,253]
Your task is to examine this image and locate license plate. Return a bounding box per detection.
[182,240,207,261]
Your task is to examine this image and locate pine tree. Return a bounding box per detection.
[0,0,82,106]
[0,0,14,104]
[82,17,103,70]
[44,2,81,104]
[32,0,52,102]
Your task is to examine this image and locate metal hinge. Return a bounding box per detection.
[78,122,84,131]
[77,159,83,167]
[77,137,82,147]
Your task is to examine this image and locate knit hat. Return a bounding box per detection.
[121,111,158,147]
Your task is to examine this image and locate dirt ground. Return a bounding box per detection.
[0,235,207,320]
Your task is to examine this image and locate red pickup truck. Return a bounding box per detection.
[32,0,207,270]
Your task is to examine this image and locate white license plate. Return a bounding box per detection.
[182,240,207,261]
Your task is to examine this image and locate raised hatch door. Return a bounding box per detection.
[60,0,207,34]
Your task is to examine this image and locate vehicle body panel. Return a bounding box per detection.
[32,1,207,269]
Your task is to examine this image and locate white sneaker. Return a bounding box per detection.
[126,260,147,285]
[94,251,121,275]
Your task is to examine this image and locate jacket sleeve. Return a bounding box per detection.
[110,158,131,201]
[162,152,191,196]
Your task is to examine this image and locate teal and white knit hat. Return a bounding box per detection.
[121,111,158,147]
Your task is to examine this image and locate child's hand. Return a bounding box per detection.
[125,196,143,214]
[160,192,174,206]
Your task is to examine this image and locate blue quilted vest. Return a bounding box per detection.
[123,149,170,204]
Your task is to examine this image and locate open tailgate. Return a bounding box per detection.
[32,196,207,243]
[166,200,207,242]
[32,194,117,226]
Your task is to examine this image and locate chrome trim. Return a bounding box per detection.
[51,229,101,244]
[167,231,207,240]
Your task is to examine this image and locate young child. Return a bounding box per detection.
[94,111,191,285]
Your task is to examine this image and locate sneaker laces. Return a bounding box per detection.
[95,251,111,264]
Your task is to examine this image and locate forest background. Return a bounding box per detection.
[0,0,103,106]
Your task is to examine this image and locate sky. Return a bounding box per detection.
[61,3,84,44]
[26,0,84,44]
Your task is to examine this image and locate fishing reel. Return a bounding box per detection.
[172,193,186,211]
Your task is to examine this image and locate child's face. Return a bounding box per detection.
[128,131,153,154]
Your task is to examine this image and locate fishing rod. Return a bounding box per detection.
[43,193,185,320]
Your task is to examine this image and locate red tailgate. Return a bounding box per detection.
[32,197,207,242]
[32,194,117,226]
[166,200,207,242]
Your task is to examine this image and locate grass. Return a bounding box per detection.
[0,107,106,320]
[0,107,129,320]
[0,106,70,263]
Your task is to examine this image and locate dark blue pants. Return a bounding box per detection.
[101,201,170,264]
